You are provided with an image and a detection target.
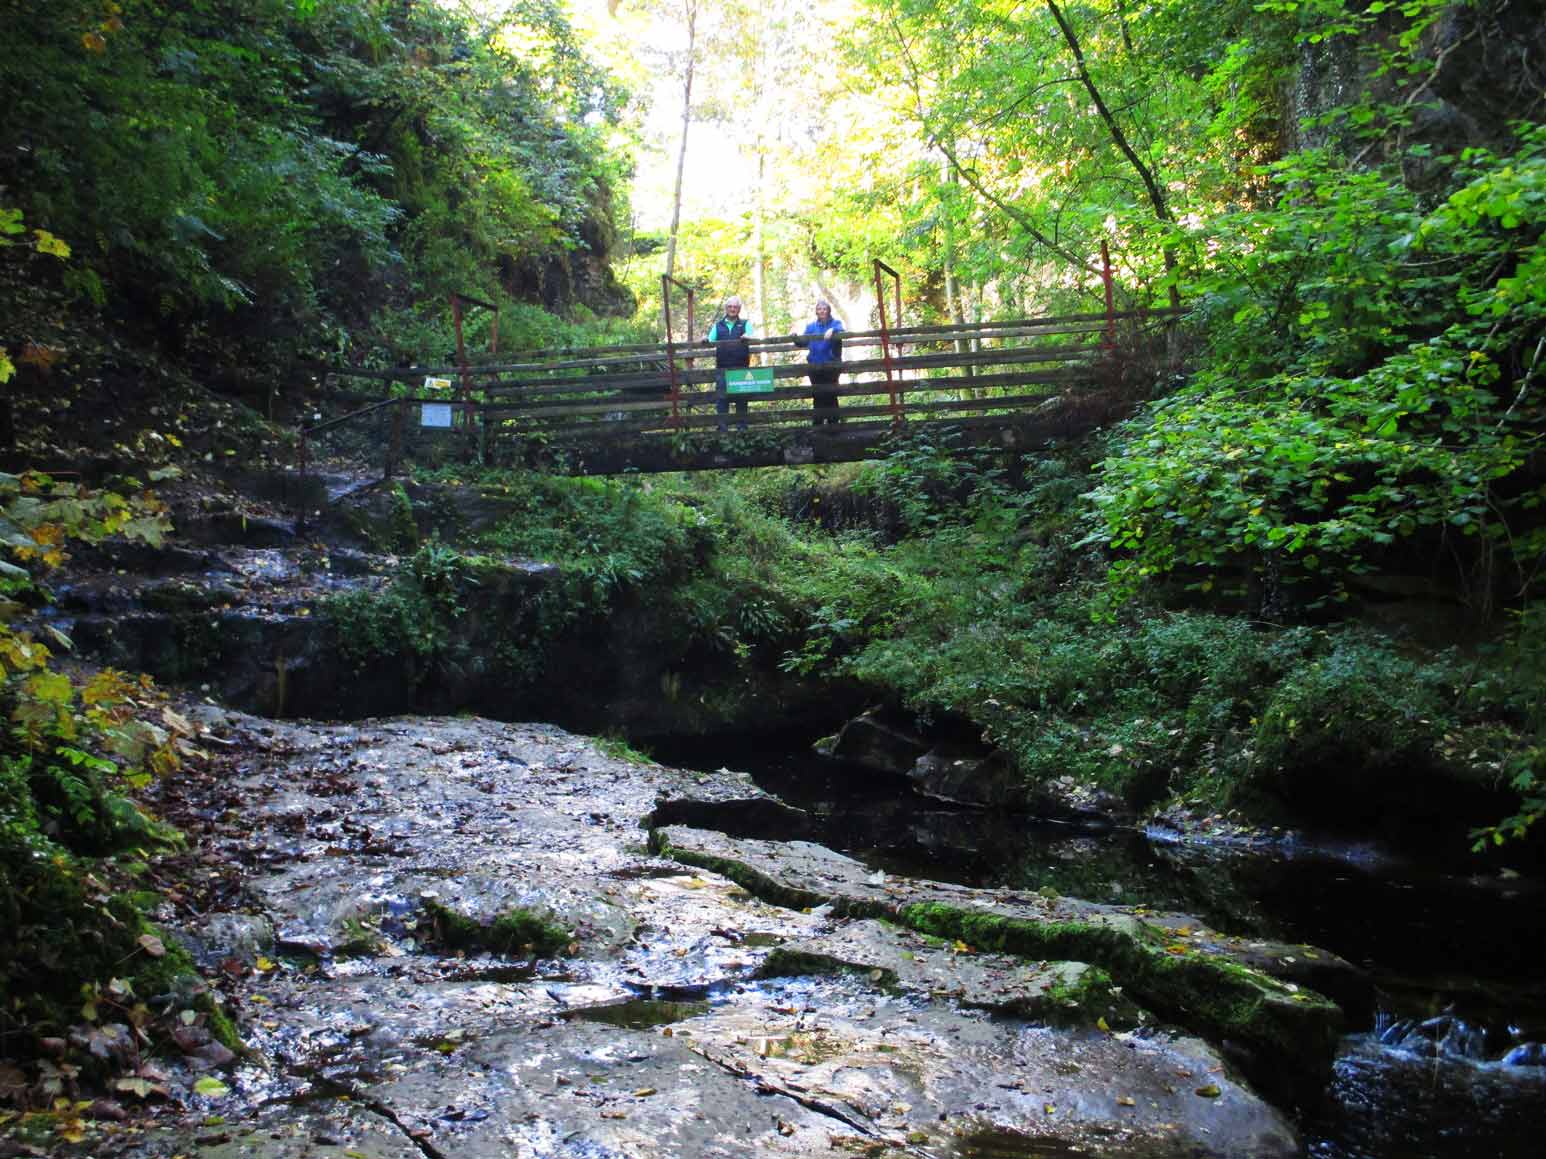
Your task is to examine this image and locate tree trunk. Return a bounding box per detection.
[940,156,972,385]
[664,0,698,281]
[754,144,767,318]
[752,0,771,321]
[1045,0,1181,311]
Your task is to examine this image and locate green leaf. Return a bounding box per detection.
[32,230,71,259]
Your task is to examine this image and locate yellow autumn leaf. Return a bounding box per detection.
[33,230,71,259]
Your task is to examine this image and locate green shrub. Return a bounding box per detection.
[1249,633,1454,778]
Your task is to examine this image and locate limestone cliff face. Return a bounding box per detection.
[506,179,635,317]
[1287,0,1545,164]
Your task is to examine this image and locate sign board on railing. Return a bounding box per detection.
[422,377,454,427]
[725,368,775,394]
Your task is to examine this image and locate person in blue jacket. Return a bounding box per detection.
[706,296,755,429]
[798,299,845,425]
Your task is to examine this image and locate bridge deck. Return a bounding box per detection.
[315,309,1177,475]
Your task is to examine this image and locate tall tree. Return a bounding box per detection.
[664,0,699,279]
[1044,0,1181,310]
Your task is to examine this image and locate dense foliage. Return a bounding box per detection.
[0,0,637,383]
[782,0,1543,838]
[0,471,219,1055]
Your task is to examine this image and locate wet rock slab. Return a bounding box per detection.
[757,918,1131,1022]
[69,713,1309,1158]
[652,825,1351,1069]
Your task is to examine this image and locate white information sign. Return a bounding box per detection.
[421,402,453,428]
[423,376,453,391]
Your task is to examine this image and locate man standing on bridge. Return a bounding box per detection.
[706,296,755,431]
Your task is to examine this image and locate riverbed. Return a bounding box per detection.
[652,736,1546,1159]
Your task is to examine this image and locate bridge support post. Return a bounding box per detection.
[873,259,904,427]
[1100,242,1117,355]
[661,274,696,428]
[385,397,406,480]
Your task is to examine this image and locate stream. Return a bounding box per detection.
[653,736,1546,1159]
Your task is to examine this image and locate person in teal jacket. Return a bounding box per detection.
[706,296,755,429]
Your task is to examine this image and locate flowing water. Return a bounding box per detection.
[654,737,1546,1159]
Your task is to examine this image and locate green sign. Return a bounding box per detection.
[725,367,775,394]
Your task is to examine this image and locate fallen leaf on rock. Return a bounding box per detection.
[633,1088,657,1097]
[136,934,166,957]
[193,1077,230,1098]
[114,1077,168,1100]
[1194,1084,1221,1098]
[1117,1096,1136,1107]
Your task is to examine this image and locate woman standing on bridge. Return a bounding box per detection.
[797,299,844,425]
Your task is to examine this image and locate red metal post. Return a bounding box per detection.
[451,290,498,434]
[662,274,696,427]
[872,259,904,425]
[1100,241,1116,355]
[451,293,467,376]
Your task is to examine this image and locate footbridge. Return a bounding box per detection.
[311,274,1179,478]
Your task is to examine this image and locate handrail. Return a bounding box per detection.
[296,396,411,531]
[302,396,401,437]
[317,307,1185,380]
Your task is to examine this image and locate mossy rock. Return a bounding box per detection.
[421,898,571,958]
[652,825,1345,1078]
